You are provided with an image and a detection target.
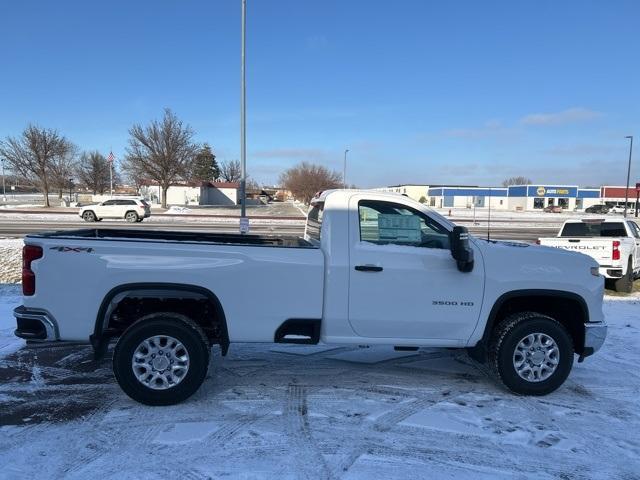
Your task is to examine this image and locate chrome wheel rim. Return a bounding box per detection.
[83,212,94,221]
[126,212,137,222]
[513,332,559,382]
[131,335,190,390]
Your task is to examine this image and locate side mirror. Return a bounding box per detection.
[450,226,474,273]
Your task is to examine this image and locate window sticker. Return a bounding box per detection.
[378,214,421,243]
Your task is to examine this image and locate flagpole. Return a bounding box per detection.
[109,149,114,197]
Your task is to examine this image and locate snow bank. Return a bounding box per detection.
[0,284,23,355]
[0,239,22,283]
[164,206,192,214]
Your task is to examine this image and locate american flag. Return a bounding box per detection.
[107,151,115,164]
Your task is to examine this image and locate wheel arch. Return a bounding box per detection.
[469,289,589,362]
[90,282,230,360]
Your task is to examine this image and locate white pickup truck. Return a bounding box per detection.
[539,218,640,293]
[14,190,607,405]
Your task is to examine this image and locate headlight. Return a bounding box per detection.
[590,266,600,277]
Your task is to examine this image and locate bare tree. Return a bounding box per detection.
[76,151,114,194]
[49,147,78,199]
[219,159,241,183]
[0,125,75,207]
[246,178,261,191]
[279,161,342,204]
[124,109,198,208]
[502,176,532,187]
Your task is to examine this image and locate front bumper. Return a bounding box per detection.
[13,306,59,341]
[580,321,607,361]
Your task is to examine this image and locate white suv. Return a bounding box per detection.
[79,198,151,223]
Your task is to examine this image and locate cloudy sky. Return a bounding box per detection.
[0,0,638,187]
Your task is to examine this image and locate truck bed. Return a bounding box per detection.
[27,228,314,248]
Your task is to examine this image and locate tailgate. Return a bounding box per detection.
[540,237,613,262]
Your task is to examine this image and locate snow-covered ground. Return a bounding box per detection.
[0,284,638,479]
[0,239,23,283]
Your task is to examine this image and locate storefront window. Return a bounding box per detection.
[558,198,569,209]
[533,198,544,209]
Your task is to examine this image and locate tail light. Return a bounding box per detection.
[612,241,620,261]
[22,245,43,296]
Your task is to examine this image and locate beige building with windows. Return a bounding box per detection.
[372,184,430,202]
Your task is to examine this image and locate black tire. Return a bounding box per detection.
[125,211,139,223]
[488,312,574,396]
[136,218,144,222]
[82,210,96,222]
[113,313,210,406]
[613,258,634,293]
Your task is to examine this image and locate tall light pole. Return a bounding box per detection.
[343,149,349,188]
[624,136,633,218]
[1,157,6,202]
[239,0,248,231]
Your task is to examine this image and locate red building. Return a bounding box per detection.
[600,185,640,206]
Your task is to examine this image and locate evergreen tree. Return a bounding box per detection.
[192,144,220,182]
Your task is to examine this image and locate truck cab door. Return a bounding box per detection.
[629,221,640,271]
[347,196,484,343]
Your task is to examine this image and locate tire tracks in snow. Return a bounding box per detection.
[282,384,332,480]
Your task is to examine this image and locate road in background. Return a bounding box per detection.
[0,215,559,242]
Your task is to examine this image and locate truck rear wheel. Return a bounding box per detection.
[488,312,574,396]
[113,313,210,405]
[613,258,634,293]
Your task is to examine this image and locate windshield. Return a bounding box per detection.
[560,222,627,237]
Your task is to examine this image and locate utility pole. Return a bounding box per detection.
[343,149,349,188]
[624,136,633,218]
[239,0,248,233]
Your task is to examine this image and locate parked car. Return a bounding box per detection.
[543,205,563,213]
[538,217,640,292]
[79,198,151,223]
[585,205,609,214]
[16,190,606,405]
[608,205,636,215]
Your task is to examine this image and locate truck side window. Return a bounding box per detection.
[306,203,324,242]
[358,200,450,249]
[629,221,640,239]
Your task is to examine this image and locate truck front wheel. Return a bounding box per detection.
[488,312,574,396]
[113,313,210,405]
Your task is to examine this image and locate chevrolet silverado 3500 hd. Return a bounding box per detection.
[14,190,607,405]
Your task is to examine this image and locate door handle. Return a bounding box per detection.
[355,265,383,272]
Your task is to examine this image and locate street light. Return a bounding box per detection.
[624,136,633,218]
[1,157,6,202]
[343,149,349,188]
[239,0,248,233]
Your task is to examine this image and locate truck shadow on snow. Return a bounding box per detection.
[0,342,488,427]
